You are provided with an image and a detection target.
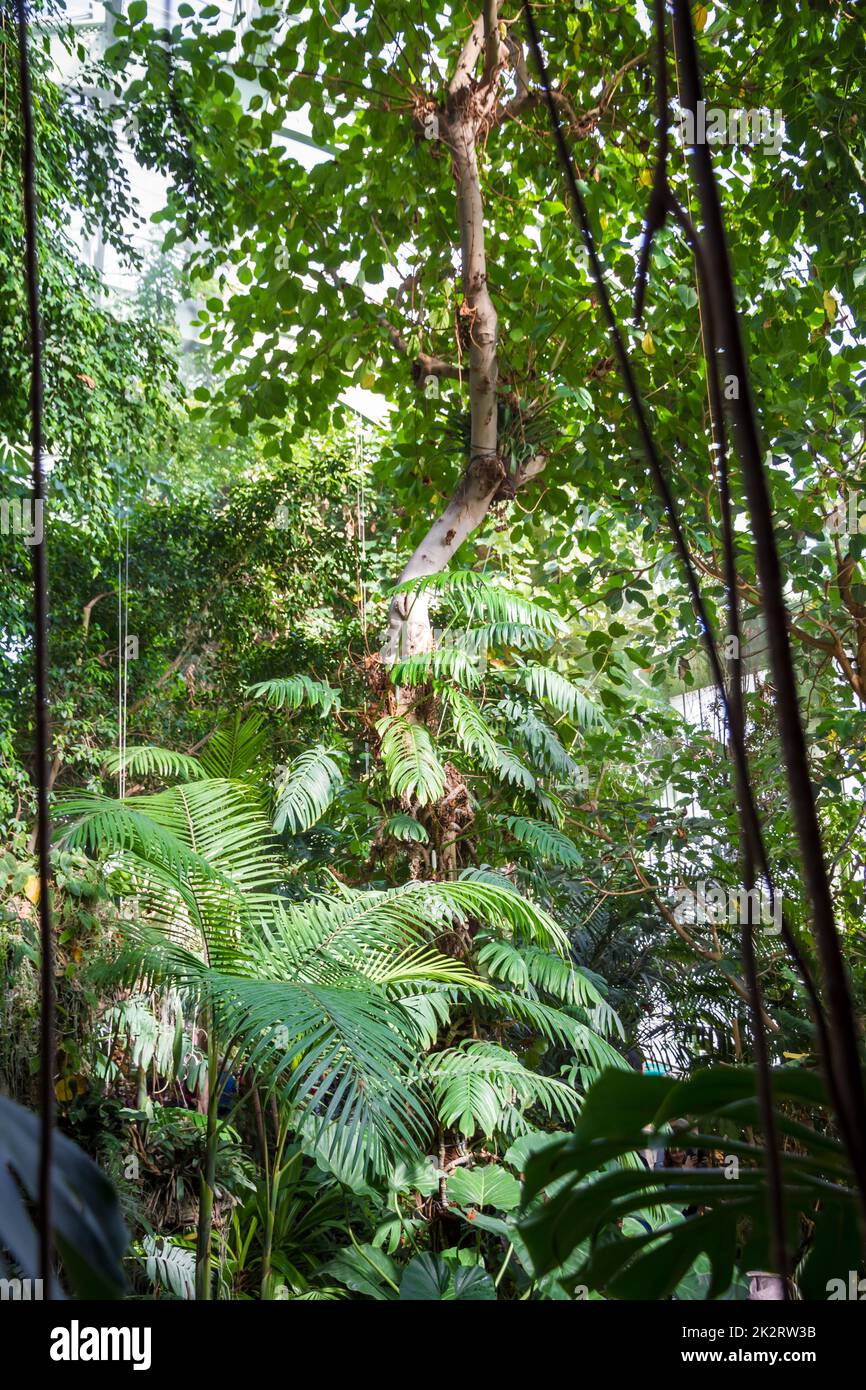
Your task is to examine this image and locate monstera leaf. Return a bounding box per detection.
[518,1066,861,1301]
[0,1095,128,1298]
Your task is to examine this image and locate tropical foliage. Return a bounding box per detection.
[1,0,865,1306]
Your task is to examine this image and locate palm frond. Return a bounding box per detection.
[142,1238,196,1300]
[467,621,551,652]
[202,970,433,1166]
[58,779,282,974]
[199,714,269,779]
[476,937,530,989]
[55,794,234,889]
[501,702,586,784]
[246,880,569,982]
[507,666,609,728]
[390,646,483,689]
[426,1041,580,1138]
[383,814,429,844]
[522,947,611,1015]
[477,936,619,1025]
[390,571,563,638]
[107,920,432,1167]
[247,675,340,717]
[490,745,537,793]
[362,944,487,991]
[132,779,280,890]
[446,874,570,952]
[102,746,207,782]
[504,815,582,868]
[445,687,498,764]
[488,992,627,1069]
[535,788,567,826]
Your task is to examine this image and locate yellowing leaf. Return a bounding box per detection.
[55,1075,87,1102]
[359,371,376,390]
[823,290,837,320]
[641,331,655,355]
[572,36,581,61]
[23,874,40,905]
[695,4,708,32]
[639,168,653,188]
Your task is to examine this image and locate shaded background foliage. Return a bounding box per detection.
[1,0,865,1300]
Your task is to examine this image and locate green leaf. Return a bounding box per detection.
[504,815,582,868]
[376,716,446,805]
[273,747,344,833]
[0,1095,128,1298]
[399,1252,496,1300]
[507,666,609,728]
[447,1164,522,1211]
[247,675,340,717]
[325,1244,399,1300]
[383,814,429,843]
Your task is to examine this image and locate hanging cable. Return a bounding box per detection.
[15,0,55,1296]
[117,526,124,799]
[353,419,372,777]
[355,421,368,647]
[121,513,130,798]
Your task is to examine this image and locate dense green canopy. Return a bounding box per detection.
[0,0,864,1307]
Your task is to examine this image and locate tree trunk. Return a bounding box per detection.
[384,9,546,664]
[195,1025,219,1300]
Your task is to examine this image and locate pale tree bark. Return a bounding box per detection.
[385,5,546,665]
